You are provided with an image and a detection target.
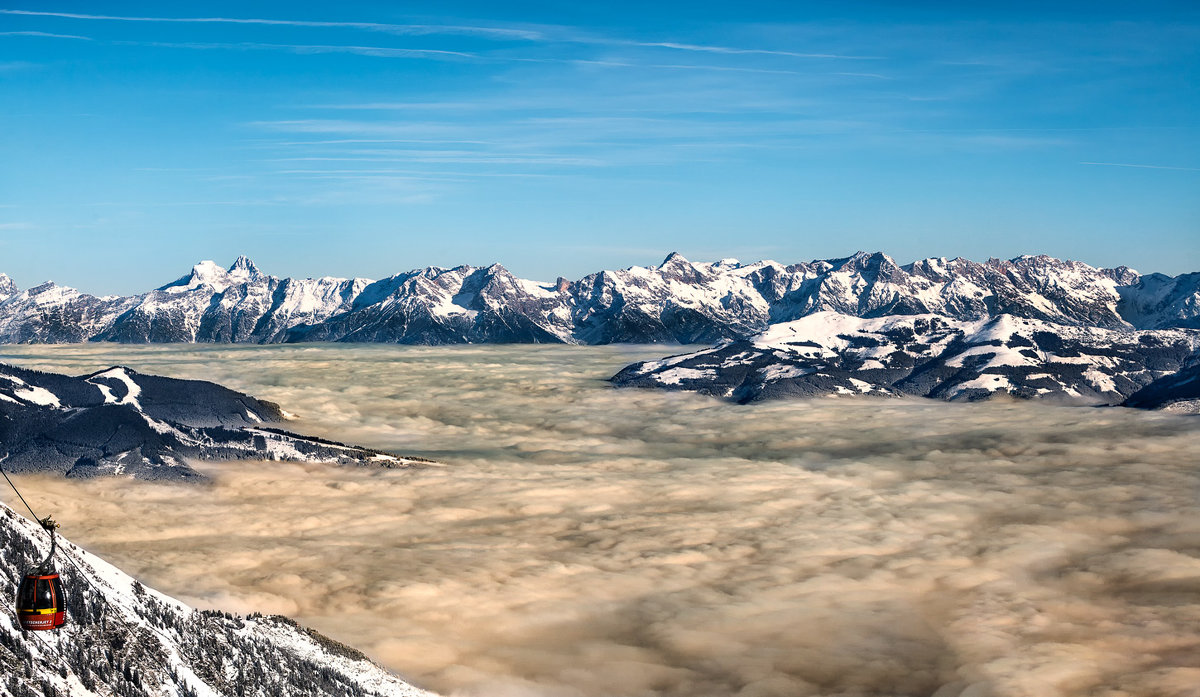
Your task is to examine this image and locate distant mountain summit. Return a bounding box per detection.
[159,254,264,293]
[0,253,1196,345]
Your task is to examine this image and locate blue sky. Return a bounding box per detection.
[1,1,1197,294]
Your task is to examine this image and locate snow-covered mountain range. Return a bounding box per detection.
[1,252,1197,345]
[0,502,436,697]
[611,312,1200,409]
[0,362,426,480]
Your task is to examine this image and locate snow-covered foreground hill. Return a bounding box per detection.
[0,502,436,697]
[0,362,426,480]
[0,252,1196,345]
[612,312,1200,407]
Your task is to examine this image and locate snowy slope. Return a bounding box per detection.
[1116,271,1200,330]
[0,282,138,343]
[90,257,367,344]
[0,253,1196,345]
[0,363,428,480]
[611,312,1200,405]
[291,263,572,344]
[0,502,437,697]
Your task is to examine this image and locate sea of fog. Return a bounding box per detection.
[2,344,1200,697]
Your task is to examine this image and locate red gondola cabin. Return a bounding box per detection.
[16,571,66,631]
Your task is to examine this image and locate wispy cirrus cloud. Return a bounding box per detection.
[260,138,501,146]
[614,39,880,61]
[0,30,91,40]
[0,8,878,62]
[273,168,554,179]
[1081,161,1200,172]
[564,58,812,76]
[106,39,871,75]
[83,200,287,207]
[114,40,479,60]
[265,154,607,166]
[0,9,542,40]
[247,119,466,137]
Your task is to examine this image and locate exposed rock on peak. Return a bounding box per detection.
[654,251,709,285]
[229,254,263,279]
[837,250,897,270]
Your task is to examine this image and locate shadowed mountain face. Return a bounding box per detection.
[1122,361,1200,411]
[0,363,424,479]
[0,503,435,697]
[612,312,1200,408]
[0,252,1196,345]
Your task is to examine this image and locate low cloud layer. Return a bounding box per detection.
[4,344,1200,697]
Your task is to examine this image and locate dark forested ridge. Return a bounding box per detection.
[0,363,427,480]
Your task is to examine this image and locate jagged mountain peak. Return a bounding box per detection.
[835,250,897,269]
[159,260,223,292]
[192,259,225,276]
[26,280,71,296]
[902,256,955,279]
[229,254,263,279]
[184,260,230,291]
[991,254,1069,269]
[653,251,711,285]
[0,272,15,297]
[660,251,691,266]
[1104,264,1142,285]
[158,257,269,294]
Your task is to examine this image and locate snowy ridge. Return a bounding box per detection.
[611,311,1200,406]
[0,362,432,480]
[0,502,436,697]
[0,252,1196,345]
